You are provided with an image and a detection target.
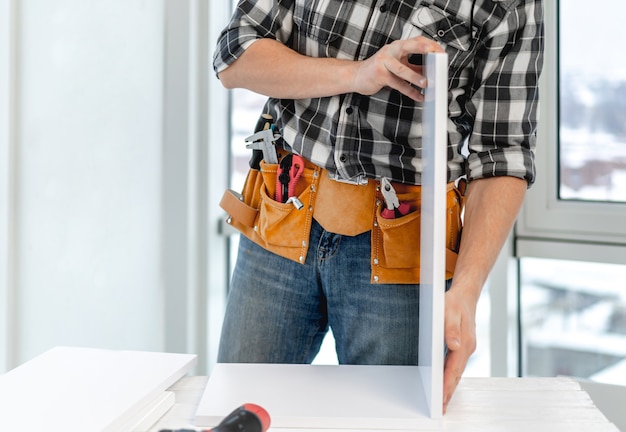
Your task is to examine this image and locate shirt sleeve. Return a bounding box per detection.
[212,0,296,75]
[466,0,544,187]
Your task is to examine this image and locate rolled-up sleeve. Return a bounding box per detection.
[466,0,544,187]
[213,0,296,75]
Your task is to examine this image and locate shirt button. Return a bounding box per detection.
[379,4,388,12]
[345,107,353,115]
[339,154,347,163]
[437,29,446,37]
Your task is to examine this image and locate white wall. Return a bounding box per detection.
[13,0,165,364]
[0,0,233,372]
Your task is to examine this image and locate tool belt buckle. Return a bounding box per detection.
[326,171,369,186]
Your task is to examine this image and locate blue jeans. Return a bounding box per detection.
[217,219,421,365]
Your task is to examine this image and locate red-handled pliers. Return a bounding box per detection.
[276,154,305,204]
[380,177,410,219]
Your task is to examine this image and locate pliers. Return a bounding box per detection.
[380,177,410,219]
[276,154,305,209]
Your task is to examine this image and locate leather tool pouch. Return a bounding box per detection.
[371,182,464,284]
[221,161,465,285]
[219,160,323,265]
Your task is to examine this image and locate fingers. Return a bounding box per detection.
[442,290,477,413]
[403,35,446,55]
[382,63,426,101]
[442,310,462,413]
[443,349,465,413]
[383,50,426,85]
[384,37,444,99]
[356,36,443,101]
[442,337,477,413]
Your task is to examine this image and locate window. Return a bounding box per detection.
[230,88,267,192]
[558,1,626,203]
[520,258,626,384]
[516,1,626,383]
[518,0,626,248]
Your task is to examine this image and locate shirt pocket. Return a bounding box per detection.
[404,3,474,70]
[293,0,354,45]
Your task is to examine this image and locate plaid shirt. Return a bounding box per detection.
[213,0,544,186]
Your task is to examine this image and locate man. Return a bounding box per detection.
[213,0,544,412]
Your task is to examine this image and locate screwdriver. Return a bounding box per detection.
[159,403,270,432]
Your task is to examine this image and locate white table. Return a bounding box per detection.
[149,376,619,431]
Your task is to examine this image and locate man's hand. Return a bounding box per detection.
[353,36,444,101]
[443,287,478,414]
[440,176,527,414]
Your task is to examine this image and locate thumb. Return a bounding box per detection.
[445,316,462,351]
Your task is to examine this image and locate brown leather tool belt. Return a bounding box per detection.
[220,157,465,284]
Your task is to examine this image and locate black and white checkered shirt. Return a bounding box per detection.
[214,0,544,186]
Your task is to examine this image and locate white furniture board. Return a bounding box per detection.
[195,363,440,429]
[194,52,450,429]
[419,52,448,419]
[0,346,197,432]
[158,376,620,432]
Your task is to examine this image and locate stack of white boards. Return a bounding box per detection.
[0,346,197,431]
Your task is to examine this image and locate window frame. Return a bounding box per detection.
[516,0,626,261]
[0,0,16,373]
[206,0,233,371]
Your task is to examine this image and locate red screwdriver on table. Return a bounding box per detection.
[160,403,270,432]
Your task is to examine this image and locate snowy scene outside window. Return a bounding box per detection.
[521,258,626,385]
[559,1,626,202]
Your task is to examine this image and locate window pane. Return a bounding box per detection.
[559,1,626,202]
[520,258,626,384]
[230,88,267,191]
